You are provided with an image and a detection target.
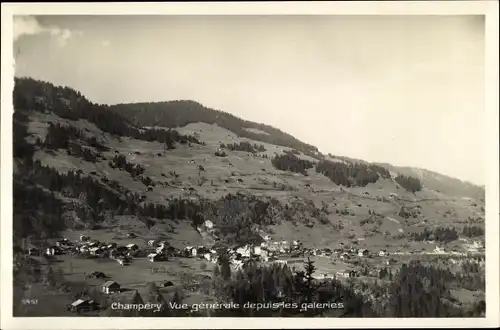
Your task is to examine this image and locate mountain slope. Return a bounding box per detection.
[108,101,321,158]
[375,163,484,200]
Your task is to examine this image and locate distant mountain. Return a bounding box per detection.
[108,101,320,158]
[376,163,485,200]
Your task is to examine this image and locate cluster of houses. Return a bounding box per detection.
[147,239,178,262]
[26,235,173,266]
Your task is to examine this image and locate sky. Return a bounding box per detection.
[13,15,486,185]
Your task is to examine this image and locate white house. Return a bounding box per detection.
[434,246,445,254]
[126,244,139,250]
[340,253,350,260]
[88,241,99,248]
[101,281,120,294]
[148,253,162,262]
[379,250,388,257]
[45,248,55,256]
[191,248,197,257]
[259,250,269,262]
[148,240,156,247]
[204,220,214,229]
[89,247,100,255]
[254,246,262,256]
[156,246,167,254]
[236,245,252,258]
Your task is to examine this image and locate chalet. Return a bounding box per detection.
[56,239,70,247]
[204,220,214,229]
[156,246,167,254]
[127,233,137,238]
[236,245,252,258]
[340,253,350,260]
[102,281,121,294]
[117,257,131,266]
[162,281,174,287]
[188,160,196,164]
[80,235,91,242]
[148,240,156,247]
[126,244,139,251]
[260,251,269,262]
[68,299,99,313]
[88,247,100,256]
[88,241,99,248]
[358,249,369,257]
[148,253,163,262]
[107,243,117,249]
[336,271,350,278]
[45,247,56,256]
[379,250,388,257]
[434,246,445,254]
[237,179,244,183]
[27,247,39,256]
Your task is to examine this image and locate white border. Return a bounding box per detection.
[1,1,499,329]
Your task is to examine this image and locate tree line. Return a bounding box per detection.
[108,154,146,178]
[271,152,315,175]
[220,141,266,153]
[409,227,459,243]
[395,174,423,193]
[315,160,389,187]
[462,225,484,238]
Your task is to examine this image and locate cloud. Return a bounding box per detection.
[13,15,82,47]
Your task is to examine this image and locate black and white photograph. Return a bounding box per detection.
[1,2,499,329]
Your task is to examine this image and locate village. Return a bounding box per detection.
[21,212,485,315]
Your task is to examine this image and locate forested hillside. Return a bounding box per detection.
[108,101,320,157]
